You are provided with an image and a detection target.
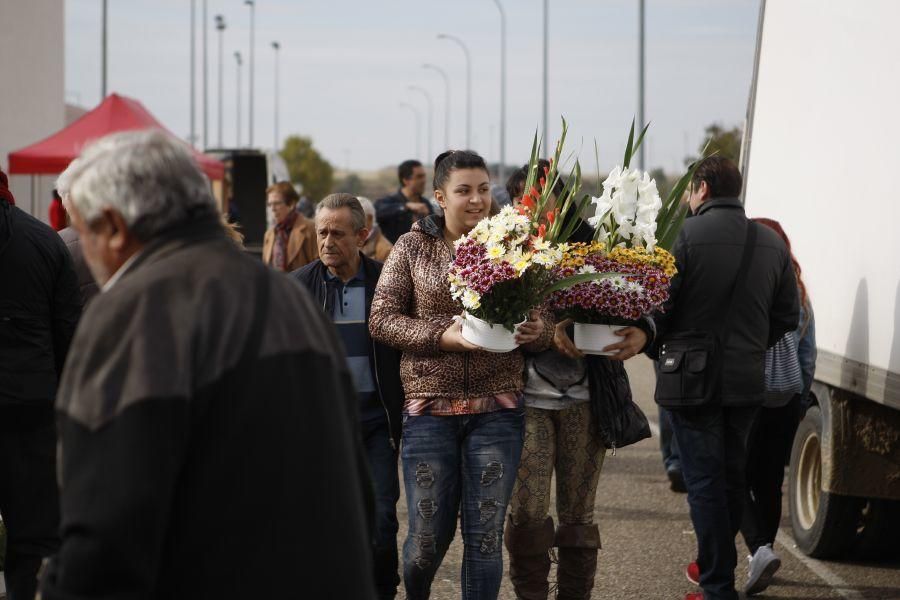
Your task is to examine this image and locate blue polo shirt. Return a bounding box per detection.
[325,263,382,423]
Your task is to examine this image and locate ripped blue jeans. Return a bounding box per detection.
[401,409,524,600]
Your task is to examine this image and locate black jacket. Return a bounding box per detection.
[59,227,100,306]
[43,220,375,600]
[0,200,81,407]
[653,197,800,406]
[293,254,404,446]
[375,189,434,244]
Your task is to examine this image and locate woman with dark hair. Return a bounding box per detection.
[369,150,552,600]
[739,218,816,596]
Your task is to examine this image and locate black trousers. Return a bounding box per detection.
[740,396,804,554]
[0,405,60,600]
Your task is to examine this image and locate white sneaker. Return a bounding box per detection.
[744,544,782,596]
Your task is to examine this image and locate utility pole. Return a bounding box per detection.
[638,0,646,170]
[215,15,226,147]
[272,41,281,151]
[423,64,450,150]
[235,51,243,147]
[245,1,256,147]
[399,102,422,160]
[491,0,507,181]
[190,0,196,146]
[437,34,472,149]
[202,0,209,149]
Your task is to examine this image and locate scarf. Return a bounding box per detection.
[0,169,15,206]
[272,209,299,271]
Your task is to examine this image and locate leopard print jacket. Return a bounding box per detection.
[369,216,553,409]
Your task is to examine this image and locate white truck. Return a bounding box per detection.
[741,0,900,558]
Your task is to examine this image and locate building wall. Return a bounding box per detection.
[0,0,65,218]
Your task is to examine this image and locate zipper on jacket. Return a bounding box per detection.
[371,339,397,451]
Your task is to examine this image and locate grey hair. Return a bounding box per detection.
[316,193,366,232]
[67,129,217,241]
[55,158,82,198]
[356,196,378,225]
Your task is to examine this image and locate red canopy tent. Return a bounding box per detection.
[7,94,225,180]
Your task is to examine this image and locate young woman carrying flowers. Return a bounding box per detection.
[502,159,656,600]
[369,150,552,600]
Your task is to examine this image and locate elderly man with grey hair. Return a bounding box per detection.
[293,194,404,600]
[357,196,393,262]
[40,131,377,600]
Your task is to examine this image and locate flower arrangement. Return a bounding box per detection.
[548,241,676,324]
[448,205,563,332]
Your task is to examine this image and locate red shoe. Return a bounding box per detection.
[685,561,700,586]
[684,593,703,600]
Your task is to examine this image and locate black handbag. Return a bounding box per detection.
[587,355,651,451]
[654,221,758,409]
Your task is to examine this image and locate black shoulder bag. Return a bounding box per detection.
[654,222,757,409]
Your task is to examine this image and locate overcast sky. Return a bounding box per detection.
[65,0,760,173]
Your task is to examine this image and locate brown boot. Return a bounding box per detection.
[554,523,600,600]
[505,515,555,600]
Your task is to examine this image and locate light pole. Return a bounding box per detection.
[272,41,280,151]
[437,33,472,149]
[215,15,226,147]
[408,85,434,161]
[491,0,507,181]
[422,64,450,151]
[101,0,108,99]
[202,0,209,149]
[245,0,256,147]
[190,0,196,146]
[542,0,549,154]
[399,102,422,160]
[638,0,646,170]
[235,51,243,147]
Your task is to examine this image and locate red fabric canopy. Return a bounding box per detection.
[7,94,225,180]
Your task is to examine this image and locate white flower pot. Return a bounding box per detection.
[460,312,522,353]
[574,322,626,356]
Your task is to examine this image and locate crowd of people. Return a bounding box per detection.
[0,129,813,600]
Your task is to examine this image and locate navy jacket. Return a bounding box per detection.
[375,189,433,244]
[293,254,404,446]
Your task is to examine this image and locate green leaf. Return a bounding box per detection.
[537,272,621,300]
[623,118,636,169]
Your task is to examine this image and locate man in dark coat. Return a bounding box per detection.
[39,130,376,600]
[0,168,81,600]
[375,159,433,244]
[653,157,799,600]
[293,193,404,600]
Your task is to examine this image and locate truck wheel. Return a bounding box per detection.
[852,499,900,559]
[789,406,863,558]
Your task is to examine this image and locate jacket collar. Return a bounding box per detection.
[413,214,445,239]
[697,196,744,216]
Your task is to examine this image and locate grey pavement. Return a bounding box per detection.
[395,356,900,599]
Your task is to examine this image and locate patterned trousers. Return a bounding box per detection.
[509,402,606,527]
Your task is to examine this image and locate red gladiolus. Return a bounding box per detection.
[547,210,556,225]
[521,194,536,210]
[539,177,546,189]
[538,223,547,238]
[530,186,540,199]
[516,204,529,216]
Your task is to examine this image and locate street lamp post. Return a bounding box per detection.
[422,64,450,150]
[245,0,256,147]
[272,41,280,151]
[190,0,196,146]
[542,0,549,154]
[408,85,434,161]
[399,102,422,160]
[215,15,226,147]
[638,0,646,170]
[235,51,243,147]
[491,0,507,180]
[202,0,209,149]
[101,0,108,99]
[437,33,472,149]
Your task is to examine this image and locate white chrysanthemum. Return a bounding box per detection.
[462,290,481,310]
[579,264,598,274]
[626,281,645,295]
[609,276,628,290]
[486,243,506,260]
[532,238,551,252]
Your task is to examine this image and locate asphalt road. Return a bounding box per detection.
[396,356,900,599]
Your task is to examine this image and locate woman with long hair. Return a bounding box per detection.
[369,150,552,600]
[739,218,816,596]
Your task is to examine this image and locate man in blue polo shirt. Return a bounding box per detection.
[293,193,404,600]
